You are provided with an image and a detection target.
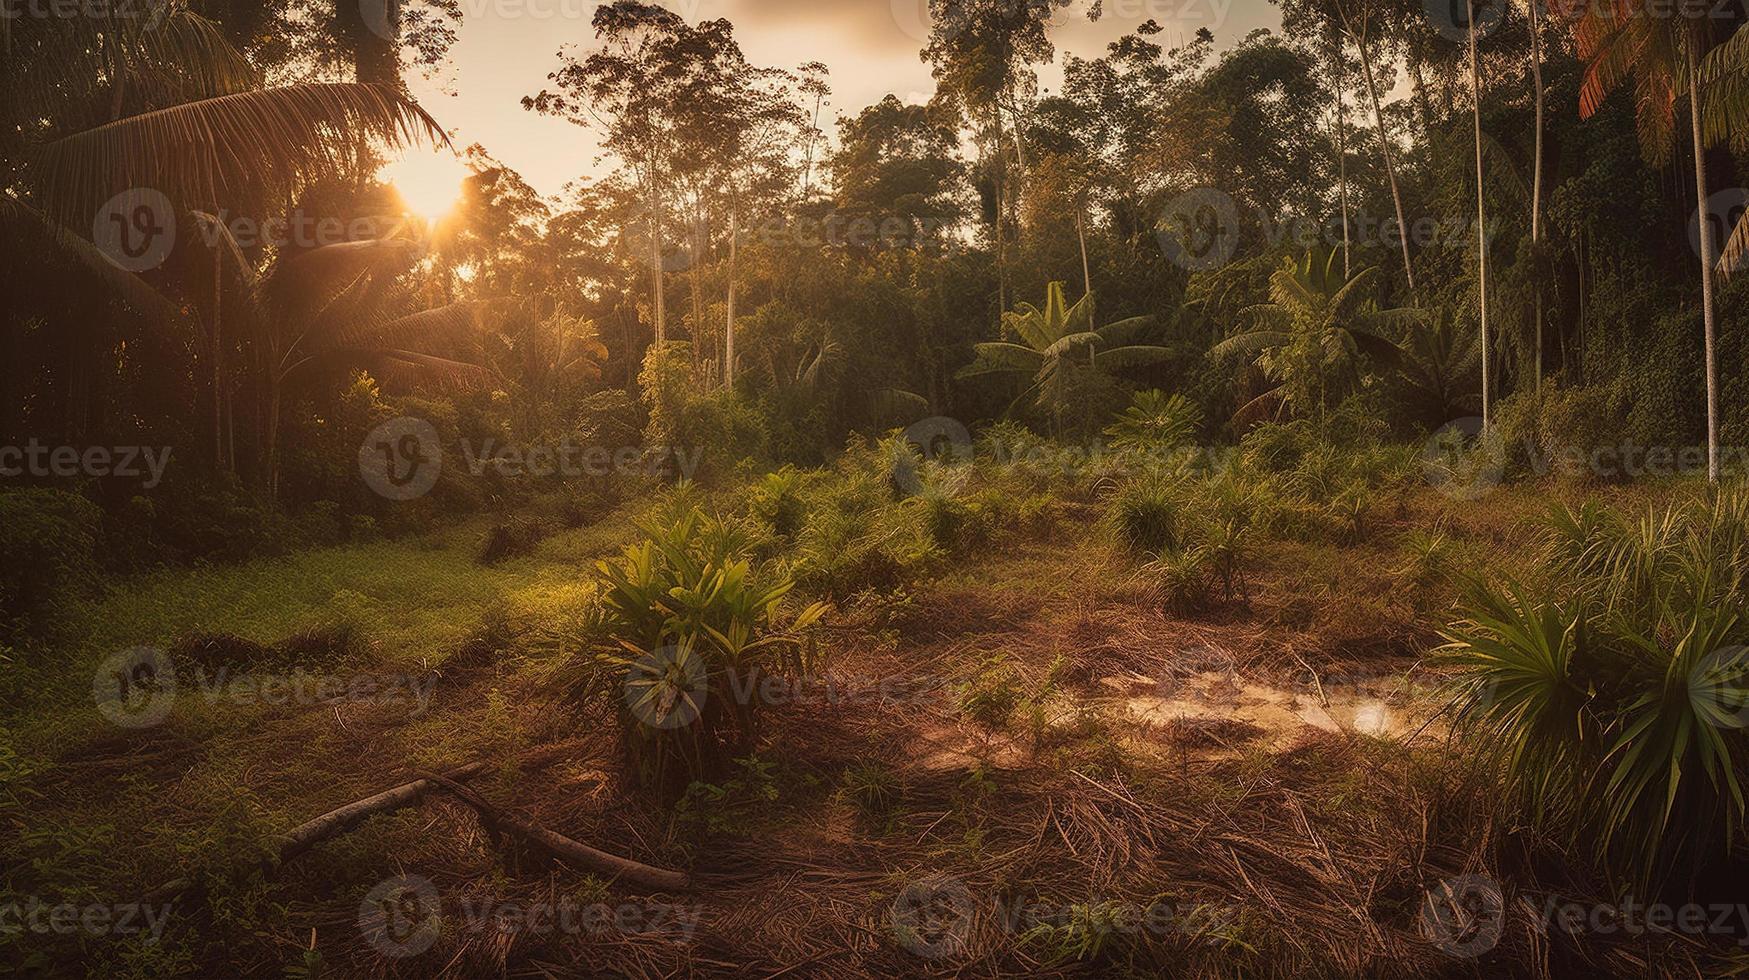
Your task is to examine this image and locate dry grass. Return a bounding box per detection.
[6,485,1731,977]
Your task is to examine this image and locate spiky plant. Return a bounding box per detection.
[1104,390,1203,460]
[1442,490,1749,889]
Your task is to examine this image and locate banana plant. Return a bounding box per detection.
[1212,248,1412,425]
[957,282,1176,427]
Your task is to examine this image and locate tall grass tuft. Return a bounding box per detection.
[1441,490,1749,891]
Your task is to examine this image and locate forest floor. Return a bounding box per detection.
[3,479,1738,978]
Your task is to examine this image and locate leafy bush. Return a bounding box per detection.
[1441,491,1749,890]
[1107,479,1182,556]
[1143,547,1212,614]
[746,466,807,540]
[563,507,826,788]
[1104,390,1202,459]
[0,489,102,641]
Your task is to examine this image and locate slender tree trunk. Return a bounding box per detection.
[725,205,738,388]
[1690,40,1720,483]
[212,242,224,469]
[1076,203,1092,301]
[1529,0,1546,398]
[1351,19,1417,294]
[801,93,822,199]
[1471,4,1491,428]
[0,317,19,442]
[686,201,703,375]
[649,181,665,346]
[266,369,282,500]
[995,169,1007,323]
[1333,43,1353,280]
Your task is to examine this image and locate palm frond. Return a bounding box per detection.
[34,83,449,220]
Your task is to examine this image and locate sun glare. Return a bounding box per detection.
[383,148,467,224]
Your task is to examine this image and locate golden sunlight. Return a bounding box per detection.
[382,147,467,224]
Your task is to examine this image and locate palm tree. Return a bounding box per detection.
[4,3,455,481]
[1468,0,1492,428]
[195,218,492,496]
[957,282,1175,428]
[1575,0,1721,481]
[1524,0,1549,397]
[1213,248,1411,423]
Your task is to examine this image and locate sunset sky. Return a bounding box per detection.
[399,0,1281,198]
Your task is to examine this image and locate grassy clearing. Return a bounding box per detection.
[3,457,1742,977]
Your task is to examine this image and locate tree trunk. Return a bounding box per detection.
[0,317,19,442]
[339,0,402,87]
[1471,4,1491,428]
[1351,19,1417,294]
[212,241,225,469]
[1333,41,1353,280]
[649,182,665,346]
[725,205,738,388]
[1076,204,1092,301]
[1690,40,1720,483]
[1529,0,1546,398]
[802,93,822,199]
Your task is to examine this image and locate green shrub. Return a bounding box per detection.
[1108,479,1182,556]
[0,489,102,641]
[1147,547,1213,614]
[1536,381,1628,483]
[746,466,807,540]
[1441,490,1749,890]
[957,657,1022,731]
[563,507,826,789]
[1104,390,1202,459]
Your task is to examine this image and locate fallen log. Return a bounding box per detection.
[422,773,690,893]
[274,761,492,865]
[145,760,502,906]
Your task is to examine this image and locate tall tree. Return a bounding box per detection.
[1576,0,1723,480]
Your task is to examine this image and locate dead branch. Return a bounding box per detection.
[421,773,690,893]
